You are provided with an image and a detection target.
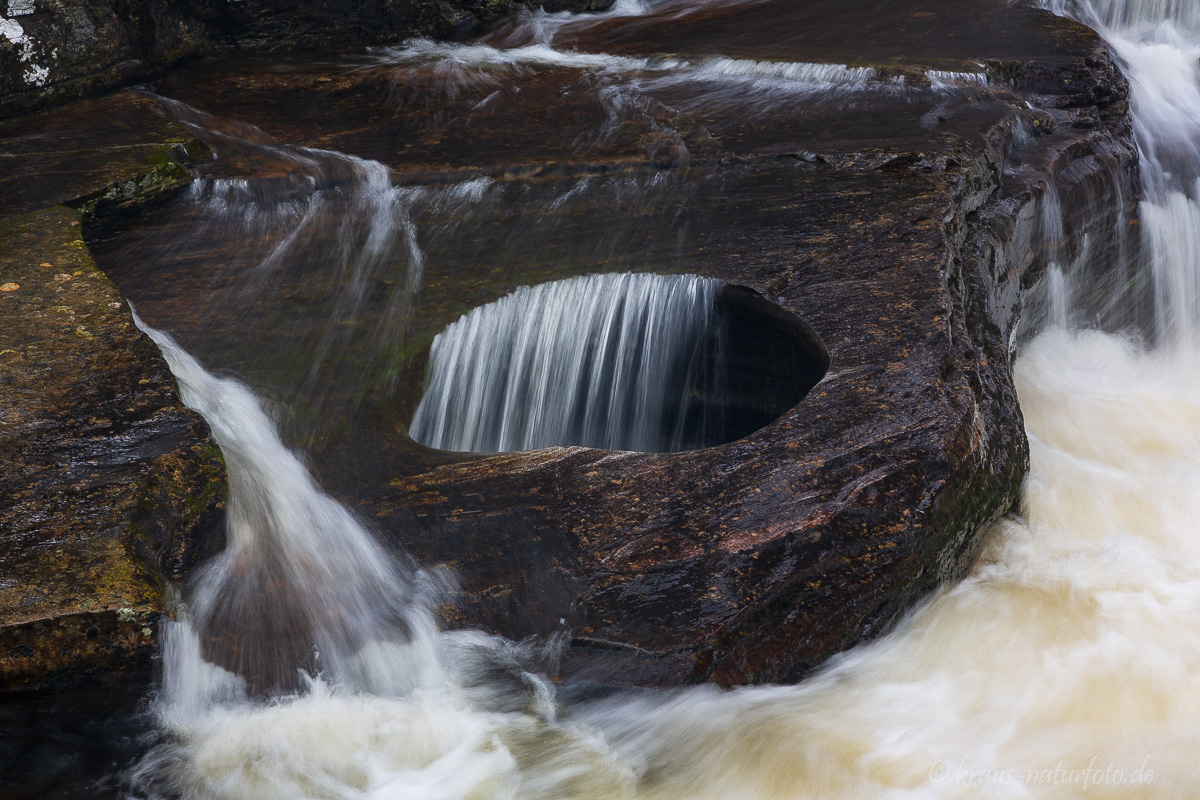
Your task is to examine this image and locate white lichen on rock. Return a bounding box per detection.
[1,8,52,86]
[0,15,24,43]
[23,62,48,85]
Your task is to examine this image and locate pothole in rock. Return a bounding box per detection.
[408,272,828,454]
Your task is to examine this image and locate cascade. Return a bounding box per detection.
[133,313,443,698]
[1046,0,1200,344]
[410,273,724,453]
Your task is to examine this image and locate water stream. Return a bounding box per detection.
[409,272,724,453]
[31,0,1199,795]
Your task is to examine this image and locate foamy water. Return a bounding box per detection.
[576,329,1200,800]
[135,327,1200,798]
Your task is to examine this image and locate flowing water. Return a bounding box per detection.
[409,272,724,453]
[11,0,1196,796]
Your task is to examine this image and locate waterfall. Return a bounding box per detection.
[1046,0,1200,345]
[409,273,724,453]
[1075,0,1200,34]
[129,315,631,799]
[1107,0,1200,346]
[134,312,444,699]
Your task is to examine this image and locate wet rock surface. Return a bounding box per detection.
[0,92,211,236]
[0,96,225,687]
[0,0,616,118]
[89,0,1140,687]
[0,671,152,796]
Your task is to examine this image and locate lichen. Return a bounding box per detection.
[1,9,51,87]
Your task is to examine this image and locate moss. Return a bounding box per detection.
[46,113,210,238]
[73,153,197,238]
[126,438,228,594]
[0,203,229,687]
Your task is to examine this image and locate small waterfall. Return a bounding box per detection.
[409,273,724,453]
[1077,0,1200,33]
[134,312,443,698]
[1114,6,1200,346]
[1045,265,1072,328]
[1037,186,1081,329]
[1046,0,1200,345]
[925,70,989,90]
[129,322,631,800]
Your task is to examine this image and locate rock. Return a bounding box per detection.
[92,0,1140,687]
[0,0,617,119]
[0,96,226,687]
[0,91,212,238]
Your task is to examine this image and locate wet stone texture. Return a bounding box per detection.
[54,0,1143,688]
[0,95,225,687]
[0,92,212,237]
[0,0,615,118]
[91,0,1132,690]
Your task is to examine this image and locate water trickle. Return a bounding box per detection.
[1045,265,1072,328]
[119,98,470,449]
[925,69,989,90]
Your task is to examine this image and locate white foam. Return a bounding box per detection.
[369,39,655,75]
[926,69,989,90]
[689,58,876,87]
[572,331,1200,799]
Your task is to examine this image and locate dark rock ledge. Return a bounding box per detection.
[0,0,1141,689]
[98,2,1143,686]
[0,93,224,687]
[0,0,615,119]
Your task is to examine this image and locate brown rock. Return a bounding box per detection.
[0,112,225,685]
[0,91,211,237]
[90,0,1140,687]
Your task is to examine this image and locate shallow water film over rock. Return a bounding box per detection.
[2,0,1199,796]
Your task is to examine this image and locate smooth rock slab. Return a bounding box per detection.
[0,91,212,238]
[0,153,225,684]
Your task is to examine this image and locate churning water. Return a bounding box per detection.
[118,0,1200,796]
